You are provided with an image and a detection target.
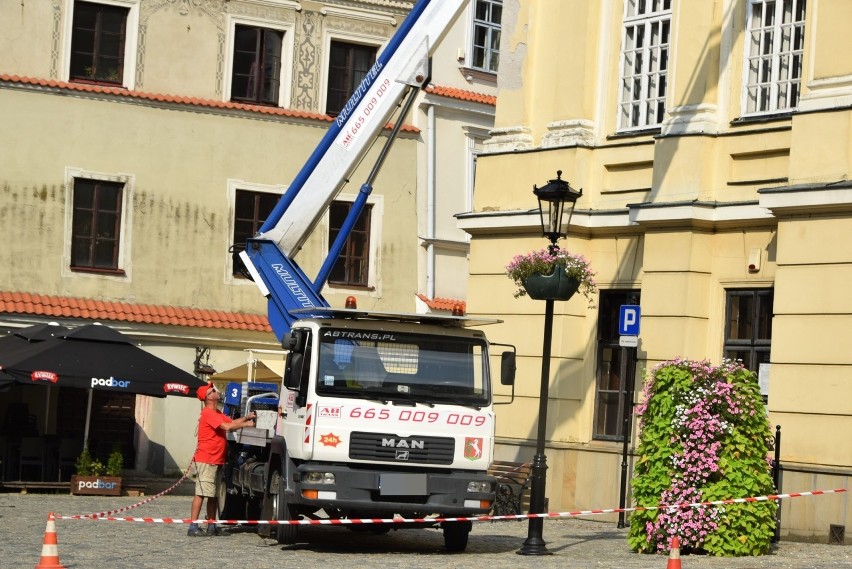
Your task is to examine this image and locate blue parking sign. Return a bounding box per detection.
[618,305,641,336]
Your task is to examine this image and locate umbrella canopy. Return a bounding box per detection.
[0,323,71,392]
[0,323,204,397]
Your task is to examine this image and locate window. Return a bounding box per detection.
[231,25,284,105]
[70,178,124,272]
[744,0,806,115]
[326,41,377,116]
[593,290,640,440]
[471,0,502,73]
[232,190,279,277]
[328,201,372,287]
[724,289,773,371]
[69,1,129,85]
[618,0,671,130]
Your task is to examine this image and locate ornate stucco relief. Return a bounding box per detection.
[226,2,297,22]
[50,0,63,79]
[323,15,388,38]
[294,9,320,111]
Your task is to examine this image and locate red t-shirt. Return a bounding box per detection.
[194,407,232,465]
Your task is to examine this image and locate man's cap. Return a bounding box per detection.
[197,382,214,401]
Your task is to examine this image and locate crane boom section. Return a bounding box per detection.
[256,0,467,257]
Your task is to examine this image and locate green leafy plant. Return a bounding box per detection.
[628,359,777,556]
[505,247,597,306]
[106,446,124,477]
[75,447,105,477]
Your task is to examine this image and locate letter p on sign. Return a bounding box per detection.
[618,305,641,336]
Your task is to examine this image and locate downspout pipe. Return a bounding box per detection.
[426,102,436,299]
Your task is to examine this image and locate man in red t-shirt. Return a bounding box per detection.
[188,382,256,537]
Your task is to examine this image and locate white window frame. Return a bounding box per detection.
[323,192,383,298]
[224,14,296,107]
[62,167,134,280]
[62,0,140,90]
[226,179,287,285]
[319,28,386,116]
[742,0,807,116]
[469,0,502,74]
[617,0,671,131]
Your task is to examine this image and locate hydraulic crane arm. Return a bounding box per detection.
[240,0,469,341]
[257,0,467,257]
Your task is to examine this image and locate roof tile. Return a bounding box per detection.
[416,293,467,313]
[0,290,271,333]
[0,74,419,133]
[425,84,497,106]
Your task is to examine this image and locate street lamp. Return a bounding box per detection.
[518,170,582,556]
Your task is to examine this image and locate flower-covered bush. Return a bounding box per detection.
[505,247,597,306]
[628,359,777,556]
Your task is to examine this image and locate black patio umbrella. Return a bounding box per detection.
[0,322,70,398]
[0,323,203,397]
[0,323,206,446]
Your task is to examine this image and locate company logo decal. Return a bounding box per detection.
[31,370,58,383]
[464,437,483,461]
[91,376,131,389]
[319,406,341,418]
[320,433,342,447]
[77,478,118,491]
[395,450,409,461]
[382,438,424,449]
[163,383,190,395]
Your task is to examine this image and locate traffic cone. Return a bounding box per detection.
[666,535,681,569]
[34,512,66,569]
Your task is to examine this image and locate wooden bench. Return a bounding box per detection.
[487,460,532,517]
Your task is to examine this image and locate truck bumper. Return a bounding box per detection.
[292,463,495,516]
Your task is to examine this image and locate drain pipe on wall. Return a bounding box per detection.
[425,102,436,299]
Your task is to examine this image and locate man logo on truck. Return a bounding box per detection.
[382,438,424,449]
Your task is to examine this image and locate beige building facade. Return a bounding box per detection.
[461,0,851,541]
[0,0,498,477]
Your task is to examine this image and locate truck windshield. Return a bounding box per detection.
[315,330,490,406]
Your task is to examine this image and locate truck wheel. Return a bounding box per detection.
[270,471,299,544]
[216,468,245,521]
[442,521,471,552]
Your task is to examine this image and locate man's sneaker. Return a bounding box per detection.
[187,523,205,537]
[206,523,220,536]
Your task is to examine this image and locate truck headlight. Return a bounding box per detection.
[303,472,336,485]
[467,481,491,493]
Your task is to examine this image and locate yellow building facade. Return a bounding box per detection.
[460,0,851,541]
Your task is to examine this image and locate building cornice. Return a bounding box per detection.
[457,200,779,236]
[758,181,852,216]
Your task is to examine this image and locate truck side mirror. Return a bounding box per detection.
[500,352,516,386]
[284,353,303,391]
[282,329,308,353]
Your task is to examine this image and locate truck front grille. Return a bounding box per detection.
[348,432,455,465]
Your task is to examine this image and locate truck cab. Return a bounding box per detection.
[223,309,515,551]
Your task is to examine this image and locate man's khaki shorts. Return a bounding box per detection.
[194,462,222,498]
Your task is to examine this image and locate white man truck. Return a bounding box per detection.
[219,0,516,552]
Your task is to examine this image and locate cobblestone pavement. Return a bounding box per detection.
[1,491,850,569]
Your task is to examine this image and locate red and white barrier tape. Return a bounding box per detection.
[55,487,847,525]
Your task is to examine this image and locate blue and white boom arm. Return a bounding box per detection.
[240,0,468,341]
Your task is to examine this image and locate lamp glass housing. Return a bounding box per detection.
[533,170,582,245]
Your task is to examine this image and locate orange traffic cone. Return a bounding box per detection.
[34,512,66,569]
[666,535,681,569]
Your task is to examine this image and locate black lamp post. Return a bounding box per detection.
[518,170,582,556]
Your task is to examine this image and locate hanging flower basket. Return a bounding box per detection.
[522,272,580,301]
[506,247,597,307]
